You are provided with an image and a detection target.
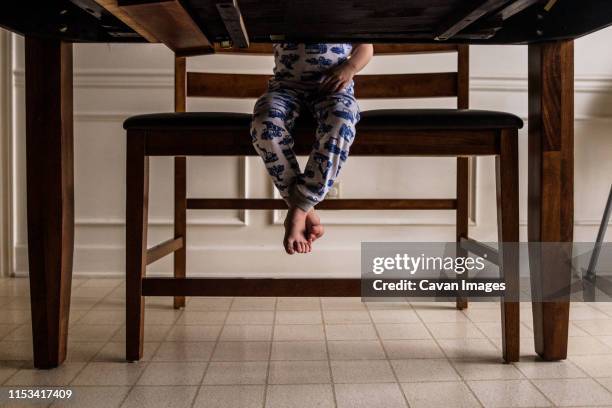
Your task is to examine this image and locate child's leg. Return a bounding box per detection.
[250,87,303,203]
[251,86,312,254]
[292,90,360,210]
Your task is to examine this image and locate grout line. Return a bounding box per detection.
[411,303,485,408]
[190,296,235,408]
[261,297,278,408]
[369,302,417,408]
[320,297,339,408]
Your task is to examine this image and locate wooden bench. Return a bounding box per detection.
[123,44,523,362]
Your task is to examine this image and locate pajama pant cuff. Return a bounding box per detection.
[288,188,315,213]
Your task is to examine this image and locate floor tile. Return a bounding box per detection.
[66,325,120,342]
[467,379,552,407]
[165,325,222,341]
[533,378,612,406]
[0,360,25,384]
[475,321,533,339]
[0,310,31,325]
[595,377,612,393]
[69,297,100,310]
[65,342,107,363]
[426,322,486,339]
[569,306,611,321]
[152,341,215,362]
[113,325,172,343]
[4,362,85,386]
[266,384,334,408]
[331,360,396,383]
[383,339,445,359]
[574,319,612,336]
[327,340,385,360]
[276,297,320,311]
[137,362,207,385]
[175,311,227,325]
[369,310,419,324]
[570,354,612,377]
[50,386,130,408]
[0,324,18,340]
[120,386,197,408]
[514,358,587,379]
[437,338,500,360]
[211,342,270,361]
[0,341,34,360]
[93,298,124,310]
[3,297,32,311]
[268,361,331,384]
[194,385,265,408]
[93,342,159,362]
[325,324,377,341]
[335,383,407,408]
[203,362,268,385]
[401,381,480,408]
[391,359,460,382]
[321,298,366,311]
[3,325,34,341]
[366,301,411,310]
[146,310,185,325]
[75,310,125,325]
[71,362,146,385]
[452,360,524,380]
[270,341,328,361]
[219,325,273,341]
[323,310,371,324]
[183,297,233,311]
[79,278,123,288]
[71,286,114,298]
[226,311,274,325]
[464,308,504,323]
[414,308,468,323]
[274,325,325,341]
[276,311,322,325]
[567,335,612,355]
[375,323,431,340]
[231,297,276,311]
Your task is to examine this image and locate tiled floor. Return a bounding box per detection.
[2,277,612,407]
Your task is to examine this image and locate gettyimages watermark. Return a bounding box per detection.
[361,242,612,302]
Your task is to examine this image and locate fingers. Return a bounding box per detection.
[333,80,348,93]
[320,76,341,93]
[319,76,333,92]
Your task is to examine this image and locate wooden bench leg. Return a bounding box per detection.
[456,157,469,310]
[496,129,520,363]
[126,133,149,362]
[174,157,187,309]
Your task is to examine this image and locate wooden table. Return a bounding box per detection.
[1,0,611,368]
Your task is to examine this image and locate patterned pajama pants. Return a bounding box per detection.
[250,81,360,212]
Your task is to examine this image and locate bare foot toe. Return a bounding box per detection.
[306,210,325,243]
[284,207,310,255]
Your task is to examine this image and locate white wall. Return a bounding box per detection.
[4,28,612,278]
[0,30,12,278]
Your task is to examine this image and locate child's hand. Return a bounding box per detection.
[319,62,357,93]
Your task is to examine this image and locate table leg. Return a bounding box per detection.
[528,40,574,361]
[25,37,74,369]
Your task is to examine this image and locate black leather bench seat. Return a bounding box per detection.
[123,109,523,131]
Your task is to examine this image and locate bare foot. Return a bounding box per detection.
[306,210,325,243]
[283,207,311,254]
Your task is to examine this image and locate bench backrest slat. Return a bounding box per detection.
[176,43,469,110]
